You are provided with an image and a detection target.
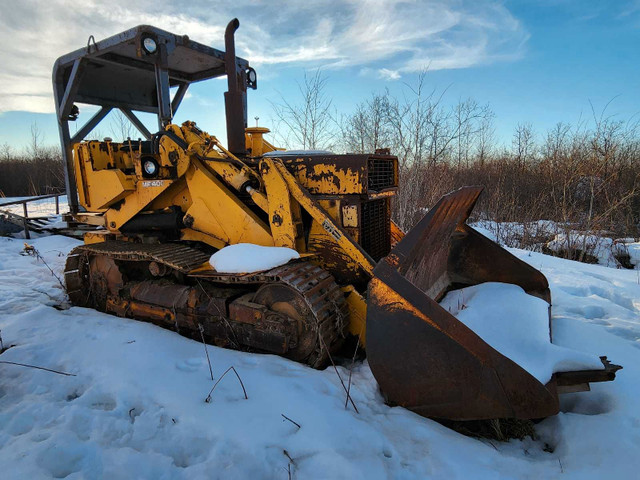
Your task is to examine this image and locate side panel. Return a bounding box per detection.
[184,160,274,247]
[74,143,136,211]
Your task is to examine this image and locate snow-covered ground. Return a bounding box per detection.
[546,231,640,269]
[0,196,70,236]
[0,195,68,217]
[473,220,640,270]
[1,235,639,479]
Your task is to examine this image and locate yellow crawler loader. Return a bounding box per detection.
[54,19,619,421]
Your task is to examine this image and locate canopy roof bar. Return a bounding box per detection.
[53,21,253,212]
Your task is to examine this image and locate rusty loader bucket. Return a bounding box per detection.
[366,186,560,420]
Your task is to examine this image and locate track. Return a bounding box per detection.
[64,241,347,367]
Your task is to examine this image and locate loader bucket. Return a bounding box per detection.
[366,186,560,420]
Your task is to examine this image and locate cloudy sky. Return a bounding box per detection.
[0,0,639,149]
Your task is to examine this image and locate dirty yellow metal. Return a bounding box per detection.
[183,159,273,247]
[285,159,365,195]
[390,220,405,247]
[260,158,302,250]
[271,159,375,277]
[83,231,110,244]
[70,122,384,349]
[104,180,174,230]
[341,205,359,228]
[73,142,136,211]
[245,126,279,157]
[180,228,227,250]
[342,285,367,346]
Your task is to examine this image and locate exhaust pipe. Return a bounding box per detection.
[224,18,247,156]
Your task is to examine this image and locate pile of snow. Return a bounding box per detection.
[546,232,640,269]
[209,243,300,273]
[471,220,559,248]
[1,235,640,478]
[473,220,640,270]
[440,283,603,384]
[622,241,640,267]
[546,232,619,267]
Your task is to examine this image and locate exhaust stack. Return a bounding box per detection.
[224,19,248,156]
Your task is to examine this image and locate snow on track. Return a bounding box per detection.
[1,236,639,479]
[209,243,300,273]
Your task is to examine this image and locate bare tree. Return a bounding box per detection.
[271,69,337,150]
[341,104,369,153]
[512,122,535,168]
[110,110,135,140]
[452,99,494,168]
[264,69,640,255]
[0,143,12,162]
[477,106,495,166]
[28,122,44,159]
[341,92,393,153]
[453,98,475,168]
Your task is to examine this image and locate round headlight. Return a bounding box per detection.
[142,36,157,54]
[246,67,257,89]
[143,158,158,176]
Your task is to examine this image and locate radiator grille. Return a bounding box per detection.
[367,158,395,191]
[360,199,391,261]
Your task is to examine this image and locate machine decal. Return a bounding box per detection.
[322,219,342,241]
[142,180,164,188]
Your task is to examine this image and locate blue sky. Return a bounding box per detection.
[0,0,638,151]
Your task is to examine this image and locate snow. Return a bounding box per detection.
[547,233,640,270]
[0,195,68,217]
[624,241,640,267]
[440,282,603,384]
[1,196,70,237]
[472,219,559,249]
[472,220,640,270]
[1,235,640,478]
[546,232,620,267]
[263,150,334,156]
[41,217,69,230]
[209,243,300,273]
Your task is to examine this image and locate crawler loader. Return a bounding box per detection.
[54,19,619,421]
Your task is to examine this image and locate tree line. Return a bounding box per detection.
[0,112,135,198]
[0,124,65,197]
[271,71,640,252]
[3,72,639,257]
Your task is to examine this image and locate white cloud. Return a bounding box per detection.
[0,94,55,114]
[0,0,528,113]
[378,68,401,81]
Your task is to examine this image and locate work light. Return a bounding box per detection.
[142,158,159,177]
[142,36,157,54]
